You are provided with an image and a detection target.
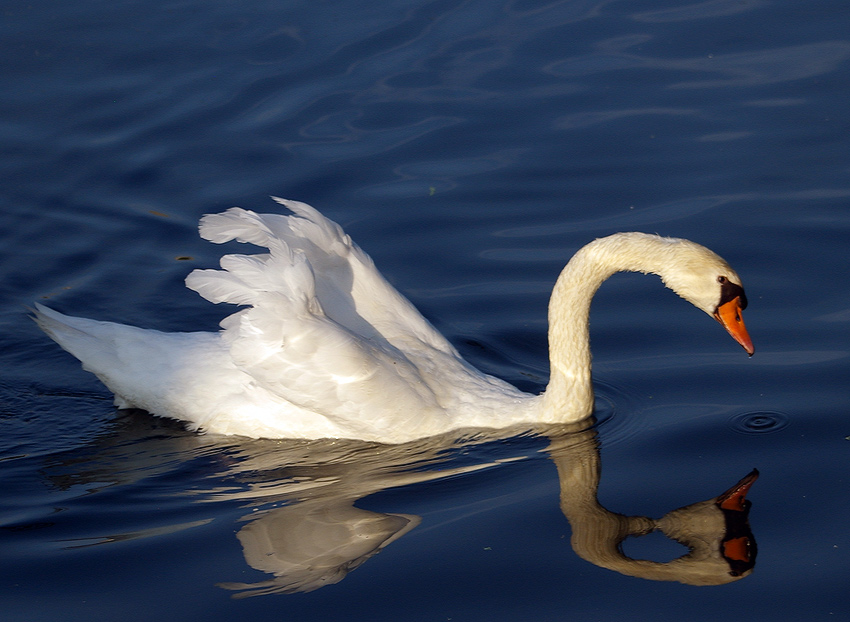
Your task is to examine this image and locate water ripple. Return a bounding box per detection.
[727,411,791,435]
[547,40,850,89]
[590,379,654,447]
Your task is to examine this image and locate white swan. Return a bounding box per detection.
[34,198,753,443]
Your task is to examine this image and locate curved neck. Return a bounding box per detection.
[541,234,670,420]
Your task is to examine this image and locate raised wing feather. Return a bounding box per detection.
[184,200,457,436]
[193,199,459,355]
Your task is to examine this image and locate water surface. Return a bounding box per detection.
[1,0,848,620]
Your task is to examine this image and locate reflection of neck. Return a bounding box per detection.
[548,429,750,586]
[553,432,654,570]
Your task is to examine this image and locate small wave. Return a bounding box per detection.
[727,411,791,435]
[591,379,654,447]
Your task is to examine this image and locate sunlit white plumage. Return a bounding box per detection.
[35,198,752,443]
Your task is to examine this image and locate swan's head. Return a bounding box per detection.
[653,236,753,355]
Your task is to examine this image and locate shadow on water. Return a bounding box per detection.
[32,411,758,597]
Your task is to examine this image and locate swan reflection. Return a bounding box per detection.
[38,414,757,595]
[196,422,757,596]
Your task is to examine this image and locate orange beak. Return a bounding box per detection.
[714,296,754,356]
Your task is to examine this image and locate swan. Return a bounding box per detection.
[34,198,753,443]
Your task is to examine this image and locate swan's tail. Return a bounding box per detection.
[34,302,226,417]
[32,303,122,368]
[32,303,143,407]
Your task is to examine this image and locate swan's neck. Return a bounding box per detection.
[542,234,670,420]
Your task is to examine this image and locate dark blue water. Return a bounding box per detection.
[2,0,849,620]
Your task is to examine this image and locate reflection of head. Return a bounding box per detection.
[552,426,758,586]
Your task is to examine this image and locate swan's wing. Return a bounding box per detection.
[192,199,460,357]
[185,203,453,435]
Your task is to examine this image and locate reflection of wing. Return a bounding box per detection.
[219,501,420,596]
[212,435,526,597]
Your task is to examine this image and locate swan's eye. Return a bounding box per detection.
[717,276,727,284]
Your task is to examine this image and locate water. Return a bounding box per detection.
[2,0,849,619]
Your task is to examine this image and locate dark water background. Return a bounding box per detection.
[2,0,849,620]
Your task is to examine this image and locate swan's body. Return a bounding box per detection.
[35,198,752,443]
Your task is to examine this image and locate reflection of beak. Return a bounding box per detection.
[716,469,759,575]
[714,296,754,356]
[716,468,759,511]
